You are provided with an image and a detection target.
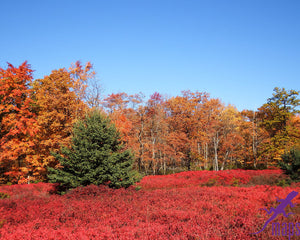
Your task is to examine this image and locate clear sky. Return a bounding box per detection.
[1,0,299,111]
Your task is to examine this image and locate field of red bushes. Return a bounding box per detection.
[1,169,300,239]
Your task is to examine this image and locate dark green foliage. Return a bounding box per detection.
[279,148,300,182]
[47,110,140,194]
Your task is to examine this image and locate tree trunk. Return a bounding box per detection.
[221,151,229,170]
[213,132,219,171]
[203,142,208,169]
[252,111,257,168]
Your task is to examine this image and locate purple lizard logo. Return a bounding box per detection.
[252,191,298,234]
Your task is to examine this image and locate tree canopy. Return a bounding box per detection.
[0,62,299,184]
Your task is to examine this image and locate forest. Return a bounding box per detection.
[0,61,299,184]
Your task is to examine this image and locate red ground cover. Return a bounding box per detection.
[1,170,300,239]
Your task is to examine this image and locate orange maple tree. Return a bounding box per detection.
[31,62,93,179]
[0,62,39,183]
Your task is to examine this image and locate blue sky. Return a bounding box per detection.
[1,0,299,111]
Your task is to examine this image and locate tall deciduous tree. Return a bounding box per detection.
[258,87,300,164]
[259,87,299,137]
[166,91,209,170]
[32,62,91,178]
[219,105,243,170]
[144,92,168,174]
[202,98,224,171]
[240,110,269,169]
[0,62,38,183]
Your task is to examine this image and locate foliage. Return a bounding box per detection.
[1,170,300,239]
[260,87,300,137]
[47,110,140,193]
[1,60,299,178]
[31,62,92,180]
[279,148,300,182]
[258,88,300,163]
[104,88,299,173]
[139,169,284,189]
[0,62,38,184]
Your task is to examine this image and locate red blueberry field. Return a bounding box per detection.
[1,169,300,239]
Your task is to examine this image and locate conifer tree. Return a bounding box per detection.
[47,110,139,193]
[279,148,300,182]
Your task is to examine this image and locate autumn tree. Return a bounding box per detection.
[286,115,300,148]
[103,92,129,113]
[0,62,38,183]
[200,98,224,171]
[31,62,93,178]
[218,105,244,170]
[102,92,147,172]
[259,87,299,136]
[143,92,168,174]
[258,87,300,164]
[166,91,209,171]
[129,102,147,173]
[240,110,269,168]
[69,61,95,115]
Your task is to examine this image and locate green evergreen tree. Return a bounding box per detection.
[279,148,300,182]
[47,110,139,193]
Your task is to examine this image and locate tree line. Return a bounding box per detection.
[0,61,299,184]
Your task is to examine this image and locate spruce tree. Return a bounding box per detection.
[47,110,139,193]
[279,148,300,182]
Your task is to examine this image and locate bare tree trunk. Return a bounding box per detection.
[151,130,156,175]
[205,143,208,169]
[203,143,209,169]
[221,151,229,170]
[197,142,202,170]
[213,132,219,171]
[163,146,166,175]
[138,111,145,173]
